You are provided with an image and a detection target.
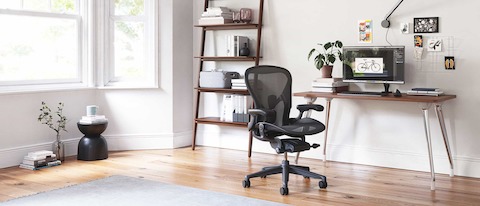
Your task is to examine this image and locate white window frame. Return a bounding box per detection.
[0,0,93,93]
[100,0,158,88]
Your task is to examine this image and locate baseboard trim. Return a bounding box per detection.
[0,131,192,169]
[0,138,80,169]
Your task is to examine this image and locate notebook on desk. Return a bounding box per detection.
[337,91,386,97]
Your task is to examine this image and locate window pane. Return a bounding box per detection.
[114,21,145,80]
[114,0,144,16]
[0,15,78,82]
[51,0,77,13]
[23,0,50,12]
[0,0,22,9]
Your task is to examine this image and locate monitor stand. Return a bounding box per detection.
[382,83,391,94]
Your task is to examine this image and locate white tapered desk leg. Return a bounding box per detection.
[435,103,454,177]
[421,103,435,190]
[295,97,318,164]
[322,98,332,162]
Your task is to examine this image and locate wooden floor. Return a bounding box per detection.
[1,147,480,205]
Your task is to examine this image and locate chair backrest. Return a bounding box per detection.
[245,65,292,126]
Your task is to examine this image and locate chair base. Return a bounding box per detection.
[242,159,327,195]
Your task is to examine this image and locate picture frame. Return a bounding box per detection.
[414,17,439,33]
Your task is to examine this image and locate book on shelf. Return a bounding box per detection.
[221,94,252,122]
[411,88,441,92]
[198,17,233,25]
[311,86,349,93]
[311,81,349,88]
[231,79,246,84]
[79,115,108,124]
[406,90,444,96]
[231,86,247,90]
[226,35,249,57]
[313,78,343,83]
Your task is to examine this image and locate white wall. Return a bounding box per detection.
[194,0,480,178]
[0,0,193,168]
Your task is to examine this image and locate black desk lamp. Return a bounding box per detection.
[381,0,405,28]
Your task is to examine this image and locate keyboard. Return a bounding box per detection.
[337,91,385,97]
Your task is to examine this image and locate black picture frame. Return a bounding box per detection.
[414,17,439,33]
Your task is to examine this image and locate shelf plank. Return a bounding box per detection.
[194,23,259,30]
[195,56,258,61]
[196,117,248,128]
[196,88,249,94]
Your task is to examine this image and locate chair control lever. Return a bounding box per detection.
[311,143,320,149]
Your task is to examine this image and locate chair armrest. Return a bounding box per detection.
[296,104,324,120]
[247,109,276,131]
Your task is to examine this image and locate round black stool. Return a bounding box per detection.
[77,122,108,161]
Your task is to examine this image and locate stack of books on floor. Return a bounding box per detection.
[311,78,349,93]
[79,115,108,124]
[198,7,233,25]
[407,88,444,96]
[231,79,247,90]
[19,150,61,170]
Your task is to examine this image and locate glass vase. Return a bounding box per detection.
[52,134,65,162]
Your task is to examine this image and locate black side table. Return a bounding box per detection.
[77,122,108,161]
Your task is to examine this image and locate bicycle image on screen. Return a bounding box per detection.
[355,58,384,73]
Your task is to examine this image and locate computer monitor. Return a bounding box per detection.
[342,46,405,93]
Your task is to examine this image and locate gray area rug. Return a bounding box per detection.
[1,175,288,206]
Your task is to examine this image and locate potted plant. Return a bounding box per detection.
[307,40,344,78]
[38,102,68,161]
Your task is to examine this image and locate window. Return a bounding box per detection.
[0,0,84,87]
[104,0,157,87]
[0,0,158,92]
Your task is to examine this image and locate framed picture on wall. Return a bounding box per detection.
[414,17,439,33]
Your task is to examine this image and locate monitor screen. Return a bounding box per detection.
[342,46,405,84]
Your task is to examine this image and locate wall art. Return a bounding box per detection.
[427,38,442,52]
[445,56,455,70]
[414,17,439,33]
[358,19,372,43]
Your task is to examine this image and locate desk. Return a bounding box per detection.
[293,92,456,190]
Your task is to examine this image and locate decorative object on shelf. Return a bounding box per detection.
[240,8,252,23]
[307,41,344,78]
[239,42,250,56]
[38,102,68,162]
[414,17,439,33]
[232,11,241,23]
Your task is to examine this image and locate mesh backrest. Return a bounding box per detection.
[245,65,292,126]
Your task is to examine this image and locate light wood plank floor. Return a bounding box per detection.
[1,147,480,205]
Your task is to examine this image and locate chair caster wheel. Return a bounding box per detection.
[280,187,289,195]
[319,180,327,189]
[242,179,250,188]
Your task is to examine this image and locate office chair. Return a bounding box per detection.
[242,65,327,195]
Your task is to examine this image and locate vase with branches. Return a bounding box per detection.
[38,101,68,161]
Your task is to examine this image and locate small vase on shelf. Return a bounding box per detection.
[239,43,250,56]
[52,134,65,162]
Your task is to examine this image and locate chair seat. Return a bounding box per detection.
[271,118,325,137]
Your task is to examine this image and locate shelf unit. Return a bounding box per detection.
[192,0,264,157]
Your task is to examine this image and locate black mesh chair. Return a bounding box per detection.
[241,65,327,195]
